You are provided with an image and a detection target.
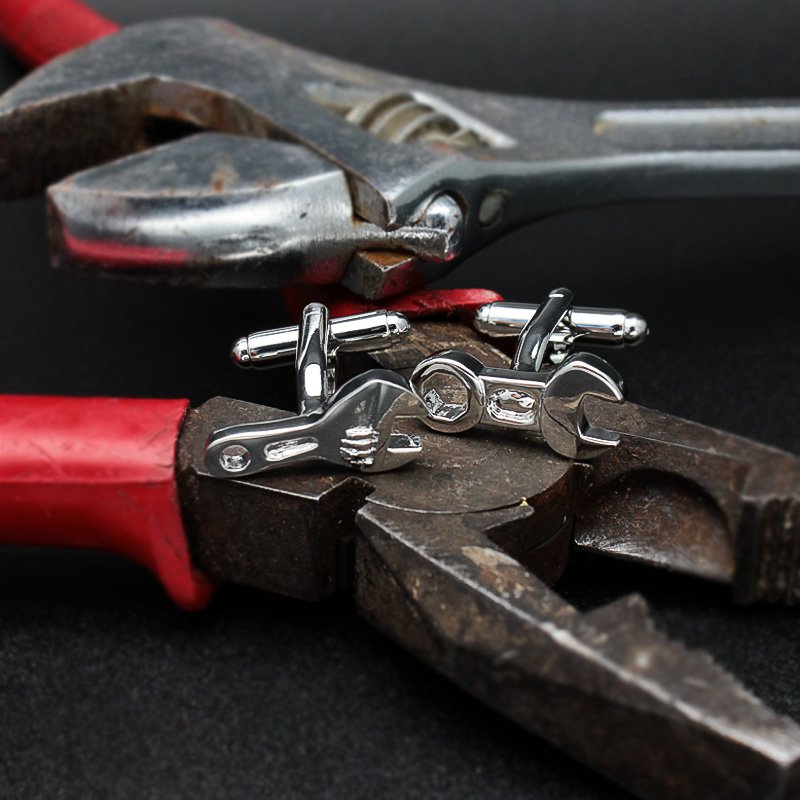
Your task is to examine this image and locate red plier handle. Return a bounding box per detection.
[0,0,118,67]
[0,395,214,609]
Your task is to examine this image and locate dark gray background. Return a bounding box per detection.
[1,2,800,798]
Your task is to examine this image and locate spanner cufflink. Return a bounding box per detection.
[206,304,425,477]
[411,288,648,460]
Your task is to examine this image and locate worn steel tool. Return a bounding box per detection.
[2,301,800,800]
[3,16,800,298]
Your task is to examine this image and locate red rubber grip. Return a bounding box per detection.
[281,286,504,320]
[0,0,118,67]
[0,395,213,609]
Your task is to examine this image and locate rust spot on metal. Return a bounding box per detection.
[210,163,239,192]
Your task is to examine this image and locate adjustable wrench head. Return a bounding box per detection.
[205,369,425,477]
[323,370,426,472]
[6,17,800,300]
[42,132,462,292]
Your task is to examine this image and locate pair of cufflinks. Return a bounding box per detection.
[205,289,648,478]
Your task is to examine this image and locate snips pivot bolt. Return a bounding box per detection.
[411,288,648,460]
[207,304,425,476]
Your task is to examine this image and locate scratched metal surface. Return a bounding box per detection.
[1,2,800,799]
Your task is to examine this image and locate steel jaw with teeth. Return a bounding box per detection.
[4,17,800,298]
[181,313,800,800]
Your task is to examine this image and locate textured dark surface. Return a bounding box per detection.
[1,2,800,798]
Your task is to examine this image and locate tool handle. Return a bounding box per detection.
[0,395,213,609]
[0,0,118,67]
[281,286,503,320]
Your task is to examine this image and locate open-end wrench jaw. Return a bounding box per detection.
[411,288,634,460]
[539,351,625,459]
[5,17,800,298]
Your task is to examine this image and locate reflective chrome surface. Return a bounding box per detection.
[295,304,330,415]
[475,299,648,365]
[207,303,424,476]
[412,288,632,459]
[207,370,425,477]
[233,310,411,367]
[512,288,574,372]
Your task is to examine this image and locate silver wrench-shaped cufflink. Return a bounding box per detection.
[206,304,425,477]
[411,288,648,460]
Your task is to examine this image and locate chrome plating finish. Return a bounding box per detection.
[412,288,636,459]
[296,304,330,415]
[207,370,424,477]
[512,288,574,372]
[475,299,648,365]
[207,303,424,476]
[233,309,411,367]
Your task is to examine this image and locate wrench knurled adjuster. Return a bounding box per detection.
[411,288,648,460]
[206,304,425,477]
